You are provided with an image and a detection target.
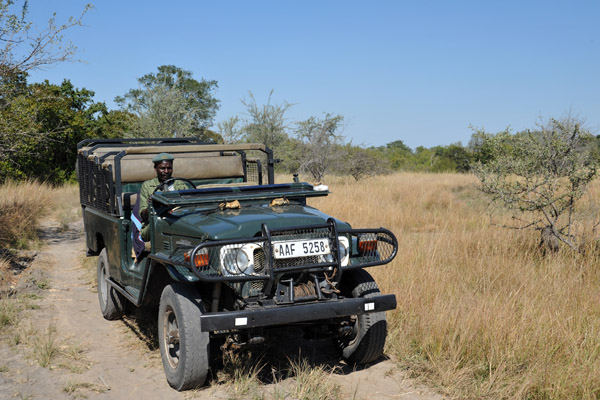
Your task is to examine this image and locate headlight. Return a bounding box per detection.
[236,249,249,270]
[220,243,261,276]
[338,236,350,266]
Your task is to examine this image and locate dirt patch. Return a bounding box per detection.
[0,219,443,399]
[0,249,41,295]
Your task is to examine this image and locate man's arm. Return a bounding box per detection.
[139,180,152,222]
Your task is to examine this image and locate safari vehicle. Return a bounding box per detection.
[77,138,398,391]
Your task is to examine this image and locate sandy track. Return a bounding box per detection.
[0,220,442,400]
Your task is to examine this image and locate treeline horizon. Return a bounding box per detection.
[1,69,597,185]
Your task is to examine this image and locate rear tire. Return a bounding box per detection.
[158,283,210,391]
[97,249,124,320]
[338,269,387,365]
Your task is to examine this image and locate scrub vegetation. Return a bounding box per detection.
[310,173,600,400]
[3,175,600,399]
[2,2,599,398]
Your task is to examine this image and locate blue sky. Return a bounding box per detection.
[24,1,600,149]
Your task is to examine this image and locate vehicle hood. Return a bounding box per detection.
[162,203,350,240]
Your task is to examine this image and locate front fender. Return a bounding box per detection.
[163,263,201,283]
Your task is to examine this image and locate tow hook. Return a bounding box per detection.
[338,324,353,336]
[222,333,266,350]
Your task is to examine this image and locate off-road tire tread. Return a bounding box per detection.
[340,269,387,365]
[159,283,209,391]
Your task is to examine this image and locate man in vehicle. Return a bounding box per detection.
[138,153,188,242]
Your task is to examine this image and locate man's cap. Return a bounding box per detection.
[152,153,174,164]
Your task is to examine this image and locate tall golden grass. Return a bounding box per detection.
[0,181,80,290]
[309,173,600,400]
[0,181,80,248]
[4,177,600,398]
[0,180,53,248]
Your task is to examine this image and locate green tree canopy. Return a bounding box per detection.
[115,65,220,140]
[0,78,121,183]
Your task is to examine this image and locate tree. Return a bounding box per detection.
[472,115,599,252]
[434,143,472,172]
[372,140,413,170]
[218,90,293,153]
[469,127,515,165]
[115,65,220,140]
[240,91,292,150]
[341,145,390,181]
[0,1,91,180]
[0,78,120,183]
[218,115,242,143]
[0,1,91,77]
[295,113,345,182]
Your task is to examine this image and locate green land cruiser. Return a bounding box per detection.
[77,138,398,391]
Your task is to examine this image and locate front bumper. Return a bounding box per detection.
[157,219,398,284]
[200,294,397,332]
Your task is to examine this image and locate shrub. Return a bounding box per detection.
[471,116,599,251]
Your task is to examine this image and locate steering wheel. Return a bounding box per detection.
[152,177,197,194]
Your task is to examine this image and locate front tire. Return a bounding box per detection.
[97,248,124,320]
[338,269,387,365]
[158,283,210,391]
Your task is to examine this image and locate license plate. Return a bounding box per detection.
[273,239,330,259]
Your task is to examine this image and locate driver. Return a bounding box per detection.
[139,153,188,242]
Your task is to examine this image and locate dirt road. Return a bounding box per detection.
[0,220,443,400]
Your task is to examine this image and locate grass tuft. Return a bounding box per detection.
[63,380,106,397]
[0,298,19,329]
[32,324,59,368]
[287,357,342,400]
[217,351,265,399]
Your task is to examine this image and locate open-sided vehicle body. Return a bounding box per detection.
[77,138,398,390]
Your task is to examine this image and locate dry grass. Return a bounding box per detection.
[213,351,344,400]
[80,255,97,288]
[6,177,598,398]
[0,180,53,248]
[0,181,80,248]
[308,173,600,399]
[215,351,266,399]
[63,380,107,397]
[31,323,59,368]
[49,183,81,229]
[0,296,22,330]
[0,257,11,292]
[287,357,342,400]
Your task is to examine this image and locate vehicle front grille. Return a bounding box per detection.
[274,255,324,269]
[270,226,331,242]
[252,248,332,272]
[253,249,266,273]
[269,225,338,271]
